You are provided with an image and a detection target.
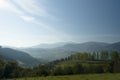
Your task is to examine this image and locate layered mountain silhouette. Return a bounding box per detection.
[20,41,120,61]
[0,46,39,67]
[0,41,120,66]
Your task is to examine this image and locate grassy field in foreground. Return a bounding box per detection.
[14,73,120,80]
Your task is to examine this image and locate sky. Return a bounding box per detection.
[0,0,120,47]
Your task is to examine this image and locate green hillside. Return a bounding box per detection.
[16,73,120,80]
[1,51,120,79]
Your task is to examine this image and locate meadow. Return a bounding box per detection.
[15,73,120,80]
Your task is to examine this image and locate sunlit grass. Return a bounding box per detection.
[15,73,120,80]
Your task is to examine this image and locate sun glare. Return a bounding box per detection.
[0,0,12,10]
[0,0,8,7]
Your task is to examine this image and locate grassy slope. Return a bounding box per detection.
[15,73,120,80]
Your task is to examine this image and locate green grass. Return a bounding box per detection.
[14,73,120,80]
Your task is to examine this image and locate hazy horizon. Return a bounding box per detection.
[0,0,120,47]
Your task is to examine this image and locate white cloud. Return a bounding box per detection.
[0,0,23,14]
[0,0,53,19]
[0,0,59,32]
[0,0,61,34]
[33,20,56,32]
[13,0,50,17]
[20,15,35,22]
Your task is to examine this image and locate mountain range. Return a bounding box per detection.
[0,41,120,65]
[20,41,120,61]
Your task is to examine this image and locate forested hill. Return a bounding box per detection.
[0,46,39,67]
[47,51,120,75]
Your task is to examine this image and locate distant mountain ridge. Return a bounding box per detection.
[59,41,120,52]
[20,41,120,61]
[29,42,71,49]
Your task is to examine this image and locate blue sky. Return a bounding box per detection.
[0,0,120,47]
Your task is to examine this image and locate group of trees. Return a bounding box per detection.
[48,51,120,75]
[0,58,48,78]
[0,58,25,78]
[52,62,112,75]
[0,51,120,79]
[58,51,120,61]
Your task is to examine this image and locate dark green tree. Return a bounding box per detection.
[34,64,49,76]
[53,66,63,75]
[111,51,119,61]
[101,51,109,60]
[72,63,83,74]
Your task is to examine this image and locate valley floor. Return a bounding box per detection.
[12,73,120,80]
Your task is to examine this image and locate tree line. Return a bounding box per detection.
[0,51,120,79]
